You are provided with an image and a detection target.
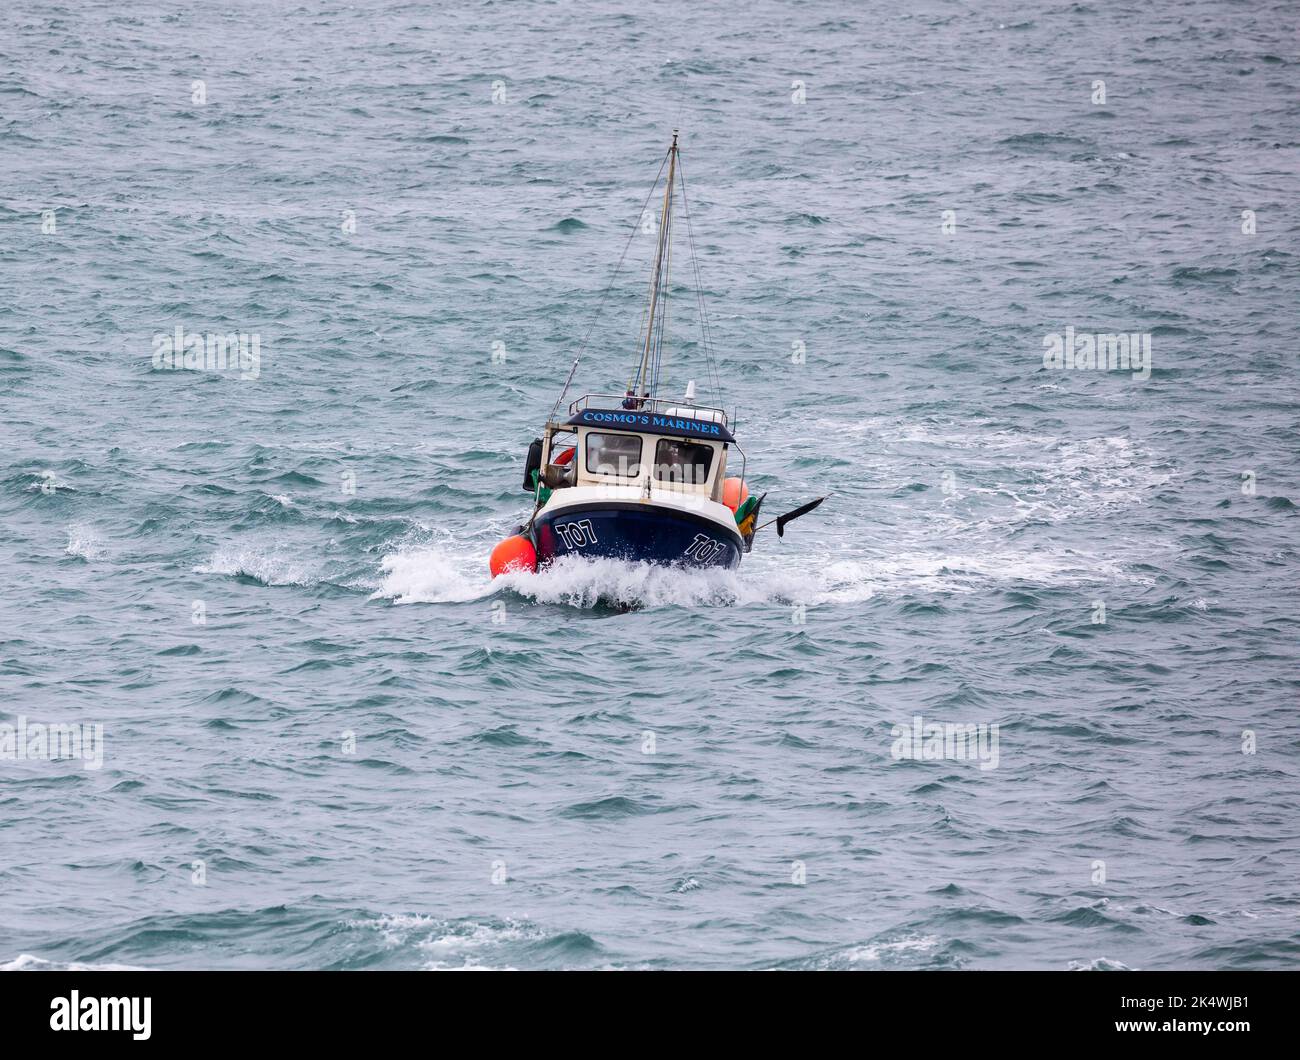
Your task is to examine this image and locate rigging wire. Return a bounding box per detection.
[675,151,722,407]
[639,137,676,399]
[549,143,672,422]
[549,134,721,418]
[652,189,673,397]
[632,197,663,393]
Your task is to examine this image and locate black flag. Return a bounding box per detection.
[776,496,827,537]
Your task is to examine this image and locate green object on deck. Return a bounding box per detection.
[531,469,552,506]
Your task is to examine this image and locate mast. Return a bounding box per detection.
[635,131,678,399]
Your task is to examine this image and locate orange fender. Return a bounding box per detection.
[489,535,537,577]
[722,477,749,513]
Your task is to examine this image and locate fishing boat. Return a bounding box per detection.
[489,133,823,577]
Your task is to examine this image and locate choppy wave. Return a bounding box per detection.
[194,547,326,588]
[65,522,108,561]
[2,954,147,972]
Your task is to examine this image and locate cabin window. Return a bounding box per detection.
[654,439,714,484]
[585,432,643,477]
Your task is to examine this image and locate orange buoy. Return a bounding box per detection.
[722,477,749,513]
[489,535,537,577]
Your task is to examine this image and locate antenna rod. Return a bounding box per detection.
[635,131,677,399]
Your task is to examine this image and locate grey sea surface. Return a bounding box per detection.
[1,0,1298,969]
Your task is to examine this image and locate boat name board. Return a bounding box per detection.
[568,409,733,443]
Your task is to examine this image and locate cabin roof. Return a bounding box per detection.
[566,407,735,444]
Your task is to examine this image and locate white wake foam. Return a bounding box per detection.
[373,545,492,604]
[369,538,1141,610]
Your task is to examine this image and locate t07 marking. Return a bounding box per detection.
[556,519,598,550]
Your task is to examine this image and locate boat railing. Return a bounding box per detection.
[568,394,729,427]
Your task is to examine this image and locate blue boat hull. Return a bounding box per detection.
[534,501,743,570]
